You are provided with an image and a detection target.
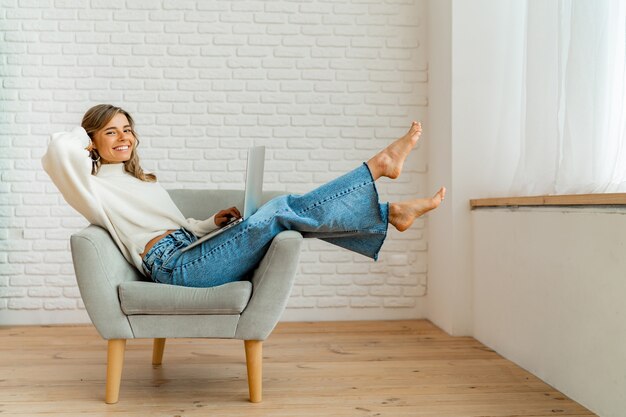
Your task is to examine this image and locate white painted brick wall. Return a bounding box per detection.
[0,0,430,325]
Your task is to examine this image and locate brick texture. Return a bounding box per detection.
[0,0,429,323]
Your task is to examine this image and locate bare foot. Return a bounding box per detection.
[388,187,446,231]
[367,121,422,180]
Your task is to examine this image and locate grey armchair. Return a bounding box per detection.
[69,189,303,404]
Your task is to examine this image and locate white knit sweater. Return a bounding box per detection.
[41,126,218,275]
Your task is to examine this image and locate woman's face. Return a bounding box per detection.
[92,113,136,164]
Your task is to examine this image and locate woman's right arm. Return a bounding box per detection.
[41,127,103,225]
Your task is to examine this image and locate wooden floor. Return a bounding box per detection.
[0,320,596,417]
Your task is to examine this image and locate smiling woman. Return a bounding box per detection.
[81,104,156,182]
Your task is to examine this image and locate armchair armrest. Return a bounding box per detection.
[235,230,303,340]
[70,225,139,340]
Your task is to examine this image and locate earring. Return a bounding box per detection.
[90,151,101,163]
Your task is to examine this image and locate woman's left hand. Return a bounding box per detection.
[214,206,242,227]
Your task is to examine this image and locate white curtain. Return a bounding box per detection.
[511,0,626,195]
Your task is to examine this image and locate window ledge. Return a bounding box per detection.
[470,193,626,209]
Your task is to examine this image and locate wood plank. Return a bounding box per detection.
[470,193,626,208]
[0,320,597,416]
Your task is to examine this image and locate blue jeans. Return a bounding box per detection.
[142,163,389,288]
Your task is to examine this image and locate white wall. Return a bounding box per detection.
[425,0,456,335]
[473,208,626,417]
[427,0,622,415]
[0,0,430,325]
[425,0,524,336]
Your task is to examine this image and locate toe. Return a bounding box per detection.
[432,187,446,206]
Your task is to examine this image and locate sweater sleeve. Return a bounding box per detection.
[185,214,219,237]
[41,127,103,225]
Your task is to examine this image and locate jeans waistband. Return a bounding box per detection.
[141,228,196,278]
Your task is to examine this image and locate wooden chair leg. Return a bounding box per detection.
[244,340,263,403]
[105,339,126,404]
[152,338,166,366]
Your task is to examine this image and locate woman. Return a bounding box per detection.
[42,104,445,288]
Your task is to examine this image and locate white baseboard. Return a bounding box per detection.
[0,304,426,327]
[281,304,426,322]
[0,310,92,326]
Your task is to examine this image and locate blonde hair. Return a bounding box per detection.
[81,104,157,182]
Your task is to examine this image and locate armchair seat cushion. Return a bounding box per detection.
[119,281,252,315]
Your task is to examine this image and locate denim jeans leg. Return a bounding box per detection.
[290,163,389,259]
[167,162,389,287]
[316,202,389,260]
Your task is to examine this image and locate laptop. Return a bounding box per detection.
[181,145,265,253]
